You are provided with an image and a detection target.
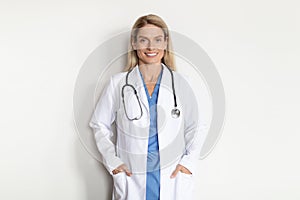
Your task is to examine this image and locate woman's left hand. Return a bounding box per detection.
[170,164,192,178]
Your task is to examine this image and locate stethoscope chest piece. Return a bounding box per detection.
[171,108,180,118]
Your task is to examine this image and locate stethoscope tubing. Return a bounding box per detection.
[121,64,180,120]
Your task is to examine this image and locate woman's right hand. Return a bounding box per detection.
[112,164,132,176]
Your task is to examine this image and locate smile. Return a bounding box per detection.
[145,52,158,57]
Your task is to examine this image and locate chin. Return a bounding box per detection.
[140,61,161,65]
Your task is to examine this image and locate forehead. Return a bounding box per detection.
[136,24,165,38]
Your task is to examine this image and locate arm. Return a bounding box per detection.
[89,76,124,175]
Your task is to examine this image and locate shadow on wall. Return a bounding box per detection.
[74,82,115,200]
[74,131,113,200]
[73,29,128,200]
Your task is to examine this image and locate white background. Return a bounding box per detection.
[1,0,299,199]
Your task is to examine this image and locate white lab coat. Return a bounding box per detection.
[89,64,208,200]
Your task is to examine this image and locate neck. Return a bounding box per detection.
[139,63,162,84]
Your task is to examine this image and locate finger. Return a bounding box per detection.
[112,169,121,175]
[123,166,132,177]
[179,165,192,174]
[170,165,182,178]
[180,168,192,174]
[112,166,124,175]
[118,165,132,176]
[112,164,132,176]
[124,169,132,176]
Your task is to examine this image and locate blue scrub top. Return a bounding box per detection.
[139,66,163,200]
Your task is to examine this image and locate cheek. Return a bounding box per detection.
[158,49,165,58]
[136,50,144,58]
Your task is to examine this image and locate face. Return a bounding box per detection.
[132,24,168,66]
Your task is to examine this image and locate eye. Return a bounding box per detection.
[156,38,162,42]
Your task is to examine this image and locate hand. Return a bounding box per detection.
[112,164,132,176]
[170,164,192,178]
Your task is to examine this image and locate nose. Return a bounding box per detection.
[146,40,155,50]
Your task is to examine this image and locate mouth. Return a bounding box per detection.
[144,52,158,57]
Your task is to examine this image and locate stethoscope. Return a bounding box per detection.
[121,64,180,120]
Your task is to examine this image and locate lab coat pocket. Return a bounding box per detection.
[112,172,127,200]
[175,171,195,200]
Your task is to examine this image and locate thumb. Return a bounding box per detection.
[170,165,181,178]
[123,165,132,177]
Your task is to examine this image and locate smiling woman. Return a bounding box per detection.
[125,14,175,71]
[89,14,209,200]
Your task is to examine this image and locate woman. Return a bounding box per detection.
[89,14,208,200]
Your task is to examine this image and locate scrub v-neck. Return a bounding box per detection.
[141,73,162,100]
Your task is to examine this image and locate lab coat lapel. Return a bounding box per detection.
[157,64,173,110]
[157,64,177,151]
[130,66,149,113]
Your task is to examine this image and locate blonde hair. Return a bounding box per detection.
[124,14,176,71]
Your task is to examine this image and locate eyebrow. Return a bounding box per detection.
[137,35,164,39]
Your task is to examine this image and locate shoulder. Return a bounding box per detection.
[109,71,127,87]
[111,71,127,81]
[173,71,189,80]
[172,71,193,88]
[172,71,199,105]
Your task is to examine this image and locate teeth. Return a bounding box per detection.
[146,53,157,57]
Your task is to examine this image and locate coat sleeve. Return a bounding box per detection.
[89,76,124,175]
[178,75,209,175]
